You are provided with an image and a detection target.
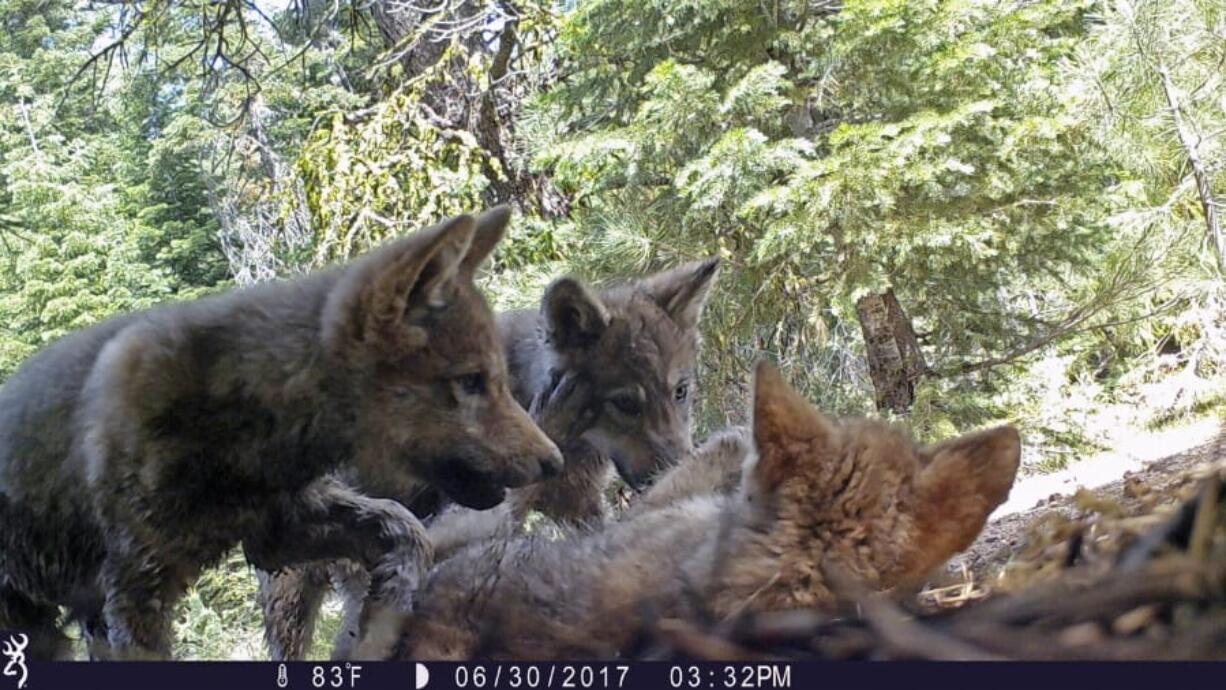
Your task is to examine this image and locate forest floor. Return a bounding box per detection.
[954,414,1226,579]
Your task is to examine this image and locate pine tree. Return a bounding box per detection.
[528,0,1139,420]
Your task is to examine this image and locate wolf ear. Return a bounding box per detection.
[460,205,511,276]
[323,213,477,351]
[371,213,476,315]
[641,257,720,330]
[910,426,1020,570]
[543,277,609,351]
[750,360,835,492]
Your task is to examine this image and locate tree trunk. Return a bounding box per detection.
[206,96,312,285]
[855,290,928,414]
[369,0,481,79]
[474,15,522,206]
[367,0,565,214]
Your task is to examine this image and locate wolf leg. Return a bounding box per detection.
[257,564,330,661]
[325,560,370,661]
[244,477,432,661]
[98,552,179,659]
[0,586,70,661]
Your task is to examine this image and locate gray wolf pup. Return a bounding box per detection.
[262,257,720,659]
[0,207,561,659]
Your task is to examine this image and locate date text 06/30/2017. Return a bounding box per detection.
[446,664,792,689]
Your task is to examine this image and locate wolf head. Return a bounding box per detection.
[322,208,563,510]
[541,258,720,488]
[723,361,1020,609]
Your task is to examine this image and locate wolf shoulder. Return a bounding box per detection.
[0,272,340,486]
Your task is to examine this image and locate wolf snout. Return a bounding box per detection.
[539,447,563,479]
[527,420,565,481]
[617,446,683,491]
[500,441,564,487]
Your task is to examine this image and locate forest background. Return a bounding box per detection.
[1,0,1222,657]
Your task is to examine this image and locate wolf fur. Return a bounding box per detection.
[0,207,562,660]
[427,258,724,553]
[392,361,1021,660]
[261,258,721,659]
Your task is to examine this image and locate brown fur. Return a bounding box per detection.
[628,427,751,516]
[391,361,1020,660]
[260,260,719,659]
[0,207,561,660]
[425,427,747,582]
[438,259,723,540]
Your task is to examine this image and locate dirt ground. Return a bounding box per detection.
[952,418,1226,578]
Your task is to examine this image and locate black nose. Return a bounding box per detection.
[540,451,563,479]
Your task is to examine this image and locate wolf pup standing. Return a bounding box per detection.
[261,257,721,659]
[394,361,1021,660]
[0,207,562,660]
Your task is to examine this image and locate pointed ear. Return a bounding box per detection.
[641,257,720,330]
[321,213,476,353]
[460,205,512,276]
[370,214,476,318]
[751,360,835,492]
[347,213,475,346]
[911,426,1021,568]
[543,277,609,352]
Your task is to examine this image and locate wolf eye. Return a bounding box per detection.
[456,372,487,396]
[674,382,690,403]
[609,394,642,416]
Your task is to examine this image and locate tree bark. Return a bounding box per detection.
[474,15,522,206]
[206,96,312,285]
[855,290,928,414]
[369,0,481,80]
[367,0,565,214]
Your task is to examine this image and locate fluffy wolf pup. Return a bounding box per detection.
[392,360,1021,660]
[261,257,721,659]
[430,256,723,542]
[0,207,562,660]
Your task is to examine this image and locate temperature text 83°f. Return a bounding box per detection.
[311,663,363,688]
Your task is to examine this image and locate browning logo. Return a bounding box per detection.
[1,633,27,689]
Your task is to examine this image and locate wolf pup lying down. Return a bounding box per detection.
[0,207,562,660]
[391,361,1021,660]
[262,258,720,659]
